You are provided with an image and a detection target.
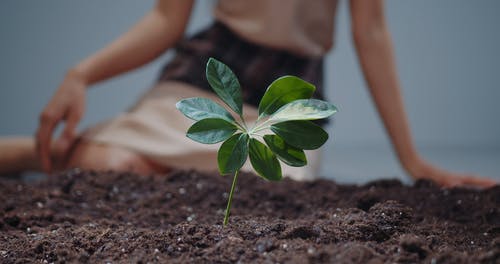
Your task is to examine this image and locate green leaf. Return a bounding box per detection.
[271,120,328,150]
[258,76,316,116]
[263,135,307,167]
[249,138,282,181]
[176,97,235,122]
[218,133,249,174]
[187,118,237,144]
[206,58,243,115]
[268,99,337,123]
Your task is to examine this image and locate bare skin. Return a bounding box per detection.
[350,0,496,188]
[34,0,195,175]
[1,0,497,188]
[0,137,165,175]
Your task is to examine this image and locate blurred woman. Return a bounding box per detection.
[0,0,496,188]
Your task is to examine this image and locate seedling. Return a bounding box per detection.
[176,58,337,225]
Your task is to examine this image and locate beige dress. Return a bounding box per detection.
[83,0,338,180]
[215,0,338,57]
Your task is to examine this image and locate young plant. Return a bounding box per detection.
[176,58,337,225]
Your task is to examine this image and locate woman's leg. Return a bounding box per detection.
[0,136,169,175]
[66,140,169,175]
[0,137,39,174]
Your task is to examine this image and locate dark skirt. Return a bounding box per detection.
[158,22,326,110]
[83,22,326,178]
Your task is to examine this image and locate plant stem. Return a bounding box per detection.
[250,119,273,134]
[239,114,249,131]
[234,121,246,133]
[248,132,264,138]
[223,170,239,226]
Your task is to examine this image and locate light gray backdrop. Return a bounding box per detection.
[1,0,499,183]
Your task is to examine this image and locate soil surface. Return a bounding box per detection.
[0,169,499,263]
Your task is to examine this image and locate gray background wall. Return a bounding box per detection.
[1,0,499,182]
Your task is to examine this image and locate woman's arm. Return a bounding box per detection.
[349,0,496,188]
[74,0,194,85]
[36,0,194,173]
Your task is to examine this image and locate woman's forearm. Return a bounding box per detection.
[72,0,194,86]
[351,16,419,169]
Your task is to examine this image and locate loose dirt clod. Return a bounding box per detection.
[0,169,498,263]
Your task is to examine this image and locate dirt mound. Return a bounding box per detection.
[1,169,498,263]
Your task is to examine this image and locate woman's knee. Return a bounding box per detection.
[65,141,161,174]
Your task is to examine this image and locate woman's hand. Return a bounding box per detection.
[36,69,87,174]
[404,156,498,188]
[33,1,194,174]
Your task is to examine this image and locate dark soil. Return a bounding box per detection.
[0,169,499,263]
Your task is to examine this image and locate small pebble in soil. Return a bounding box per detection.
[36,202,44,208]
[307,247,315,254]
[179,188,186,195]
[196,182,203,190]
[228,236,243,243]
[187,214,196,222]
[165,192,172,199]
[256,244,265,253]
[256,239,274,253]
[154,248,160,254]
[167,245,174,253]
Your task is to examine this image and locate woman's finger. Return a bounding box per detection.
[36,109,61,174]
[461,175,498,188]
[57,108,82,154]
